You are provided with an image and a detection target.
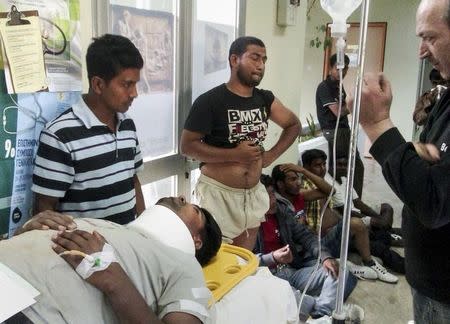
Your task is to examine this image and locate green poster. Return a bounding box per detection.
[0,92,17,238]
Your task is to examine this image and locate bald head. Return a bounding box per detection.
[418,0,450,27]
[417,0,450,79]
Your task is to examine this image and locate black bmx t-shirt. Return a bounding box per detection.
[184,83,275,148]
[316,76,350,130]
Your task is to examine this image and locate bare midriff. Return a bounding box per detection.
[201,158,262,189]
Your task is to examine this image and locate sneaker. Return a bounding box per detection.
[306,304,364,324]
[347,261,377,280]
[390,233,404,247]
[306,315,331,323]
[390,227,403,236]
[370,260,399,283]
[372,256,383,265]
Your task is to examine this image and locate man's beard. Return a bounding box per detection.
[237,68,262,87]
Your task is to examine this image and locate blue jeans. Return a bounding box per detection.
[412,288,450,324]
[322,220,343,258]
[276,264,357,318]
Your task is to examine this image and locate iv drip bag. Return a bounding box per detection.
[320,0,362,37]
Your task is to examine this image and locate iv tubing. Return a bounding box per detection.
[332,0,370,322]
[296,62,346,322]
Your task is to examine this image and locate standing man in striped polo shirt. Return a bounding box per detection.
[31,34,145,225]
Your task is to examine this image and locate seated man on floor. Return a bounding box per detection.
[300,149,404,275]
[331,155,402,234]
[300,150,394,230]
[2,196,222,324]
[272,163,398,283]
[254,175,359,320]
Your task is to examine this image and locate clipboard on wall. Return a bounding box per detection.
[0,5,48,93]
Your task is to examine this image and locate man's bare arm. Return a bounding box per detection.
[98,265,201,324]
[33,193,59,214]
[263,98,301,167]
[280,164,334,201]
[52,230,202,324]
[353,198,380,218]
[133,175,145,216]
[180,129,262,164]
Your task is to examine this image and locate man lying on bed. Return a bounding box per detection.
[2,196,221,324]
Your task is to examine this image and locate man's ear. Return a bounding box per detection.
[276,180,284,191]
[229,54,239,68]
[91,76,104,95]
[193,234,203,250]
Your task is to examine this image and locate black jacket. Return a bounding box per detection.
[370,89,450,303]
[254,195,331,269]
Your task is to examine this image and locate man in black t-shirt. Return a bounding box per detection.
[315,53,365,198]
[181,36,300,250]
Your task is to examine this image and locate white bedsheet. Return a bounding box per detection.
[210,267,299,324]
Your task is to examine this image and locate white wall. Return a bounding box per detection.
[80,1,421,175]
[245,0,308,172]
[300,0,421,141]
[79,1,94,92]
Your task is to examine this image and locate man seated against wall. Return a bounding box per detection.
[300,150,393,231]
[300,149,404,276]
[271,163,398,283]
[254,175,360,321]
[323,152,404,273]
[31,34,146,226]
[2,196,222,324]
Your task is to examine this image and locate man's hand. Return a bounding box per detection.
[349,72,393,126]
[322,258,339,279]
[52,230,114,291]
[272,244,293,264]
[233,140,263,163]
[413,142,440,162]
[280,163,303,174]
[348,73,395,142]
[14,210,77,236]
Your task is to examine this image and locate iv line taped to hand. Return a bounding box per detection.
[59,243,118,279]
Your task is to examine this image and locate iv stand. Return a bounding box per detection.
[332,0,370,322]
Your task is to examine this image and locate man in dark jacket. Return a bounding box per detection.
[351,1,450,322]
[254,175,358,320]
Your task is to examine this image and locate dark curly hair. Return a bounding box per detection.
[86,34,143,84]
[271,164,287,192]
[301,149,327,167]
[195,207,222,266]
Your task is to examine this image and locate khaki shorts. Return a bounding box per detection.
[195,174,269,242]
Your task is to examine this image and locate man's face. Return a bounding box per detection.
[305,158,327,178]
[416,0,450,80]
[156,196,205,239]
[233,44,267,87]
[281,171,301,196]
[97,67,140,114]
[329,63,348,81]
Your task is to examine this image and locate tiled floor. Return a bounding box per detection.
[345,157,413,324]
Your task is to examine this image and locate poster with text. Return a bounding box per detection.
[7,91,80,237]
[0,92,17,238]
[0,0,82,92]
